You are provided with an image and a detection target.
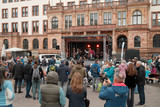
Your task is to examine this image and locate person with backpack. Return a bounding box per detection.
[31,60,43,100]
[90,59,101,92]
[47,60,57,74]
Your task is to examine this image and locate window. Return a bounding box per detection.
[118,11,126,26]
[15,0,19,2]
[65,15,72,29]
[43,5,47,15]
[2,9,8,18]
[52,17,58,29]
[12,8,18,18]
[9,0,13,2]
[104,12,107,24]
[108,12,112,24]
[56,3,63,6]
[152,12,160,27]
[77,14,85,26]
[43,38,48,49]
[2,23,8,33]
[52,39,57,48]
[23,39,28,49]
[90,13,98,25]
[153,34,160,47]
[33,21,39,33]
[68,2,75,6]
[33,39,39,49]
[22,22,28,33]
[12,23,18,32]
[43,20,48,32]
[80,0,87,5]
[3,39,9,49]
[93,0,100,3]
[32,6,39,16]
[152,0,160,5]
[132,10,142,25]
[22,7,28,17]
[134,36,141,47]
[117,35,127,49]
[3,0,7,3]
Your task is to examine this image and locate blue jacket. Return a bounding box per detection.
[91,63,100,77]
[0,80,15,106]
[99,83,128,107]
[106,67,115,83]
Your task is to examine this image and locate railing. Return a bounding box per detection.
[49,0,149,11]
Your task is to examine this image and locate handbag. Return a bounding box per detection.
[84,98,90,107]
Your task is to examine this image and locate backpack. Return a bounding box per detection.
[32,66,40,81]
[91,66,99,74]
[49,65,56,72]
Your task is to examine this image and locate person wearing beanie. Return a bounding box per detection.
[39,71,66,107]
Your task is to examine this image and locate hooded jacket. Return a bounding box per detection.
[119,63,127,78]
[71,64,87,80]
[39,72,66,107]
[99,83,129,107]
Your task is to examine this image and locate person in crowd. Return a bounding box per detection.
[68,59,75,84]
[154,55,160,65]
[30,60,43,100]
[156,59,160,73]
[55,58,61,67]
[113,56,117,66]
[70,60,87,81]
[13,59,24,93]
[147,57,152,70]
[114,64,119,74]
[66,72,87,107]
[101,61,109,74]
[119,60,127,78]
[39,71,66,107]
[99,73,129,107]
[151,62,157,73]
[90,59,101,92]
[42,57,47,68]
[23,56,28,66]
[79,56,85,67]
[136,61,145,105]
[24,59,33,98]
[0,67,15,107]
[145,66,151,84]
[49,56,56,65]
[104,62,115,83]
[125,63,137,107]
[47,59,58,74]
[57,60,70,94]
[127,59,132,66]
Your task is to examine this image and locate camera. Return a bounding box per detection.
[101,74,108,82]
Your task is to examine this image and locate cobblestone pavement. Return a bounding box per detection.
[13,82,160,107]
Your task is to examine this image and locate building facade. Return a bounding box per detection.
[0,0,160,59]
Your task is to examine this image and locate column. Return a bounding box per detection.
[103,36,106,61]
[61,37,65,59]
[112,30,116,54]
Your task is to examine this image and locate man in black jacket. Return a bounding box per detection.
[13,59,24,93]
[57,60,70,94]
[24,59,32,98]
[136,61,145,105]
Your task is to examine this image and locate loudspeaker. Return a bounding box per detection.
[56,45,59,50]
[125,49,140,61]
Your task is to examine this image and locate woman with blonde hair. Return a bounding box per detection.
[66,72,87,107]
[125,63,137,107]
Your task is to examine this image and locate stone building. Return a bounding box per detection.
[0,0,160,59]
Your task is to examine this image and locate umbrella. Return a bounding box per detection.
[5,47,27,52]
[1,44,6,57]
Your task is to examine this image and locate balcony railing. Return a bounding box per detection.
[48,0,149,12]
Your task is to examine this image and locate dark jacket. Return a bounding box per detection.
[66,86,87,107]
[57,64,70,83]
[42,59,47,66]
[13,63,24,80]
[30,65,44,79]
[125,72,136,88]
[136,65,145,86]
[99,83,129,107]
[90,63,100,77]
[23,63,32,80]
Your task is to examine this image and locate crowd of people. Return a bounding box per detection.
[0,55,160,107]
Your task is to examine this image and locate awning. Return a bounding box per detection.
[62,35,110,38]
[5,47,28,52]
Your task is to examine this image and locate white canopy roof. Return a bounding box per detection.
[1,44,6,57]
[5,47,28,52]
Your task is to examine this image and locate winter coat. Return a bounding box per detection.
[13,63,24,80]
[106,67,115,83]
[57,64,70,83]
[23,63,32,81]
[91,63,100,77]
[136,65,145,86]
[39,71,66,107]
[99,83,129,107]
[125,72,136,88]
[119,63,127,78]
[66,86,87,107]
[71,64,87,80]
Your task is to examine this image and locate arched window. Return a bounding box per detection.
[3,39,9,49]
[52,17,58,29]
[153,34,160,48]
[43,38,48,49]
[134,36,141,47]
[23,39,28,49]
[52,39,57,48]
[132,10,142,25]
[117,35,127,49]
[33,38,39,49]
